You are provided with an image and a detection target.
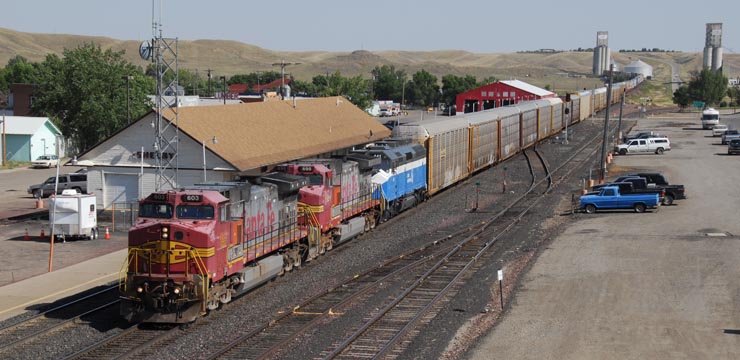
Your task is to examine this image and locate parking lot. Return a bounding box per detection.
[468,112,740,359]
[0,163,128,287]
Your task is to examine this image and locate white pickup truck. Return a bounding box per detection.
[614,137,671,155]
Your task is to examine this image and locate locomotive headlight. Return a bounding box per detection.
[161,226,169,239]
[162,232,169,239]
[136,286,144,293]
[173,287,181,295]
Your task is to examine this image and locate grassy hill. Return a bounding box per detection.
[1,27,738,101]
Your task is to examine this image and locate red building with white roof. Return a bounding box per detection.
[455,80,555,114]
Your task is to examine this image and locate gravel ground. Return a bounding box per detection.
[1,113,645,360]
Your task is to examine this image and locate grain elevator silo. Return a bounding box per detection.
[703,23,723,71]
[593,31,610,76]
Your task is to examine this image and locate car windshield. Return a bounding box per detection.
[43,177,56,184]
[37,156,51,160]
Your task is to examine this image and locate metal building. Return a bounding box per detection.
[593,31,610,76]
[455,80,555,114]
[703,23,723,71]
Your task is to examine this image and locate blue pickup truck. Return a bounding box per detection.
[580,186,660,214]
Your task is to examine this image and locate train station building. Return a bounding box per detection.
[455,80,555,114]
[73,97,390,209]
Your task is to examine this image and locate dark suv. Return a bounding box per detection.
[728,139,740,155]
[28,173,88,198]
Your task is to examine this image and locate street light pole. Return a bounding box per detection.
[220,76,227,105]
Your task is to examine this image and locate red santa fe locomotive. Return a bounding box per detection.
[120,155,380,323]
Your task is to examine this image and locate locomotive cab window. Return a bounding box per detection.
[177,205,215,219]
[307,174,324,186]
[139,203,173,219]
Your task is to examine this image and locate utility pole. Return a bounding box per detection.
[600,64,614,183]
[272,60,301,99]
[616,90,625,144]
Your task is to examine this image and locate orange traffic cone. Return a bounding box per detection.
[24,228,30,241]
[40,227,45,240]
[105,227,110,240]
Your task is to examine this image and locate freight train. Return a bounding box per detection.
[120,76,642,323]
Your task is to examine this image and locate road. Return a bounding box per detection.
[0,163,86,214]
[642,55,682,93]
[466,112,740,359]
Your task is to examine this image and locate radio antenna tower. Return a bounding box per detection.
[144,0,179,190]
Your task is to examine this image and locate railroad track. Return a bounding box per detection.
[316,132,608,359]
[0,286,119,353]
[201,130,610,360]
[30,124,617,360]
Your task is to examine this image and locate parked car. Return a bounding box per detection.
[614,137,671,155]
[623,131,664,143]
[627,172,687,205]
[728,139,740,155]
[28,173,88,198]
[31,155,59,168]
[711,124,728,137]
[580,186,660,214]
[721,129,740,145]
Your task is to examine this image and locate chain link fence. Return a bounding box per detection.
[98,201,139,233]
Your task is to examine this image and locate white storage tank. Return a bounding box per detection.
[624,59,653,79]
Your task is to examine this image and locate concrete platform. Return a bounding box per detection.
[0,249,126,322]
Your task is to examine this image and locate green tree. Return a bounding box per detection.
[0,55,40,91]
[687,68,728,106]
[371,65,406,102]
[672,86,692,110]
[478,76,498,87]
[33,43,153,153]
[407,69,439,107]
[728,85,740,107]
[441,74,477,106]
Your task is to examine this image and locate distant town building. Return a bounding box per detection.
[9,83,37,116]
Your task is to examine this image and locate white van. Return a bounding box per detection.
[701,108,720,129]
[614,137,671,155]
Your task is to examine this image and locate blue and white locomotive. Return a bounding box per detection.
[356,140,428,221]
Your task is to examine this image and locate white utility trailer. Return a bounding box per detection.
[50,190,98,240]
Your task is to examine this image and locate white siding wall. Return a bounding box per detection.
[81,113,237,209]
[80,113,233,170]
[90,167,232,209]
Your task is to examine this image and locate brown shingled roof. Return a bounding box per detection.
[163,96,390,171]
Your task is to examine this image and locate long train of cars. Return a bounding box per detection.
[120,76,643,323]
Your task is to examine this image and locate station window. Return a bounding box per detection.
[503,92,508,97]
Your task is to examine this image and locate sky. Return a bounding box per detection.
[3,0,738,54]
